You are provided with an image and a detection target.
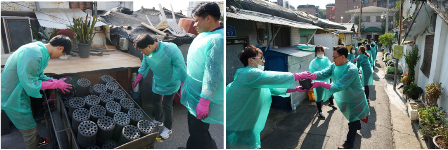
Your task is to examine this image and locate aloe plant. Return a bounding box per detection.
[67,14,98,44]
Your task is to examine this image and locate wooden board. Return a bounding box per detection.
[44,51,141,75]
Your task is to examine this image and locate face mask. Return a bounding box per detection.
[317,54,324,58]
[351,50,356,54]
[251,58,265,71]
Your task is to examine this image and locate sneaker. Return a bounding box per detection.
[152,120,164,127]
[338,142,354,149]
[329,104,337,110]
[160,127,172,139]
[318,112,326,119]
[37,137,49,148]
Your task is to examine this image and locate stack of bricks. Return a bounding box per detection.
[69,1,93,12]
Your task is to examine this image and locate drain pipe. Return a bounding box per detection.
[35,2,40,12]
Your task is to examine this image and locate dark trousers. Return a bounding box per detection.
[316,95,334,112]
[364,86,370,99]
[186,113,217,149]
[345,120,361,145]
[152,93,175,129]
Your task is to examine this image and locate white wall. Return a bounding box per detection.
[97,1,133,11]
[414,15,448,112]
[39,2,69,9]
[291,27,300,46]
[314,33,338,62]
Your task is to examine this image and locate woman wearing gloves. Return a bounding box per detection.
[347,46,357,64]
[1,35,73,148]
[226,45,311,149]
[309,46,370,149]
[309,45,336,119]
[353,47,373,104]
[132,34,187,139]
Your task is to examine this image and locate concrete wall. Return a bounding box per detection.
[314,33,338,61]
[288,53,315,107]
[414,15,448,112]
[97,1,133,11]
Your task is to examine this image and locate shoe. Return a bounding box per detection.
[37,137,49,148]
[318,112,326,119]
[329,104,337,110]
[152,120,164,127]
[160,127,172,139]
[367,99,370,105]
[358,125,362,130]
[337,143,354,149]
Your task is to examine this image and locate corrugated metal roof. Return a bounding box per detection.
[35,8,106,29]
[226,11,322,30]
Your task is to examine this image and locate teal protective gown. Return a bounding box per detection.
[138,41,187,95]
[1,42,51,130]
[309,56,331,102]
[314,62,370,122]
[347,53,356,65]
[356,54,374,86]
[365,50,374,67]
[180,28,224,125]
[371,42,377,66]
[226,66,295,149]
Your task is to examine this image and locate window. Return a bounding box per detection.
[2,16,33,53]
[362,16,370,22]
[376,16,382,22]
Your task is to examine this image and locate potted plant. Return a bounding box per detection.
[434,125,448,149]
[425,82,443,107]
[407,101,423,121]
[401,73,409,85]
[418,106,446,148]
[385,66,403,80]
[403,82,423,100]
[67,14,98,58]
[404,46,420,86]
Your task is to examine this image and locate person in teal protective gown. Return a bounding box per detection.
[309,45,337,119]
[179,2,224,148]
[365,44,374,68]
[132,34,187,139]
[353,46,373,104]
[309,46,370,149]
[1,35,73,148]
[226,45,311,149]
[370,39,378,67]
[347,46,357,64]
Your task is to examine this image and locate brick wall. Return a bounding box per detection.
[326,6,336,22]
[335,0,375,23]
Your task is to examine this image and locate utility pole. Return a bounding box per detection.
[394,0,404,90]
[386,0,389,33]
[358,0,363,40]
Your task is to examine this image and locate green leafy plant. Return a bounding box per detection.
[67,14,98,44]
[386,66,403,75]
[418,106,447,138]
[425,82,443,106]
[29,25,59,42]
[404,46,420,85]
[379,33,396,52]
[403,82,423,99]
[29,24,43,41]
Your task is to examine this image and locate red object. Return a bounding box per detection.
[361,116,369,123]
[178,18,198,35]
[332,6,335,10]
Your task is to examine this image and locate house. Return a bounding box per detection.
[226,0,346,110]
[1,1,132,54]
[334,0,397,24]
[346,6,396,40]
[394,0,448,112]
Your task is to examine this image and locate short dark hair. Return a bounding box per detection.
[358,42,362,47]
[238,45,263,67]
[133,34,155,49]
[366,44,371,50]
[49,35,72,54]
[192,2,221,21]
[334,46,348,58]
[315,45,325,53]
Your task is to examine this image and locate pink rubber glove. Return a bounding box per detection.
[352,58,357,62]
[286,86,309,93]
[310,81,331,90]
[48,79,58,82]
[196,98,210,120]
[293,72,311,81]
[41,78,72,94]
[132,73,143,88]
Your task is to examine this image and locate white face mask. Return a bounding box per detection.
[251,58,265,71]
[317,54,324,58]
[351,50,356,54]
